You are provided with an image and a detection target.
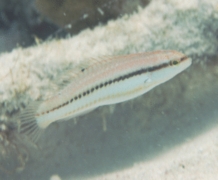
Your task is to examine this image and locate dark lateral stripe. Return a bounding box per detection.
[40,60,181,115]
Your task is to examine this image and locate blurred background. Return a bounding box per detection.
[0,0,150,52]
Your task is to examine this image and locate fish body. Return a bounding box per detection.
[19,50,192,141]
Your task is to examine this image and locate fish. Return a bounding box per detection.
[18,50,192,142]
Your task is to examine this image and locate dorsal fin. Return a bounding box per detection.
[55,55,118,88]
[77,55,116,71]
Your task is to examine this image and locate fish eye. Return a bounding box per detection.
[170,60,179,66]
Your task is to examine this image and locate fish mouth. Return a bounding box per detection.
[182,57,192,69]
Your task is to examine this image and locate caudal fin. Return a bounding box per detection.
[18,102,44,143]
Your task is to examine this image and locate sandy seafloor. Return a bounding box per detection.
[1,0,218,179]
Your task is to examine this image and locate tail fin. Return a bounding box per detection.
[18,102,44,143]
